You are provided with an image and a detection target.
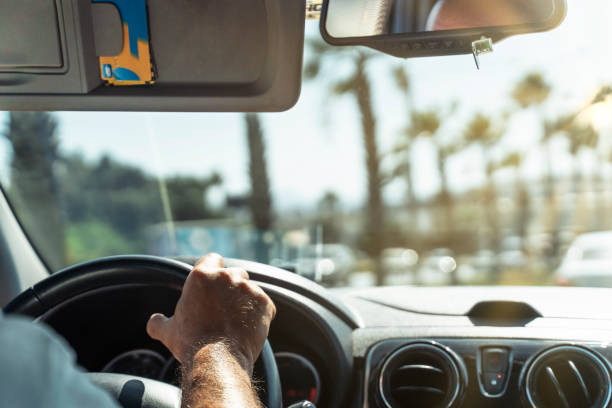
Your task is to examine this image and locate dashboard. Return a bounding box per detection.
[9,256,612,408]
[101,348,322,405]
[340,285,612,408]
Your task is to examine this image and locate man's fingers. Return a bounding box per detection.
[244,281,276,319]
[195,253,224,270]
[146,313,170,342]
[225,267,249,280]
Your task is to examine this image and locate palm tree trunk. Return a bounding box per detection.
[437,150,453,235]
[405,159,417,207]
[515,174,530,248]
[572,156,590,233]
[354,54,386,286]
[543,140,560,269]
[245,114,273,263]
[484,156,501,282]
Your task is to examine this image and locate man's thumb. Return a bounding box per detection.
[146,313,169,342]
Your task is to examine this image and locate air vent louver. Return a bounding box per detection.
[522,345,612,408]
[379,342,466,408]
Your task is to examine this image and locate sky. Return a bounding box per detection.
[1,0,612,211]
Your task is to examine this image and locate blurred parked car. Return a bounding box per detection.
[295,244,356,286]
[456,250,496,283]
[555,231,612,287]
[499,235,528,269]
[382,248,419,285]
[417,248,457,285]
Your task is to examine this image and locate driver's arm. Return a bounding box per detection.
[146,253,276,408]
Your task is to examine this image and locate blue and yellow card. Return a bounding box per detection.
[93,0,155,85]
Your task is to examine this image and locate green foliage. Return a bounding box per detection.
[392,65,410,94]
[66,221,141,264]
[591,85,612,105]
[511,72,551,108]
[463,113,502,147]
[59,154,165,242]
[166,174,222,221]
[408,110,441,137]
[566,123,599,155]
[4,122,224,268]
[498,152,523,169]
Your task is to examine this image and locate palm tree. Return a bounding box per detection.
[510,73,567,267]
[498,152,530,247]
[245,113,274,263]
[391,65,418,208]
[511,73,554,194]
[463,113,503,176]
[565,122,599,232]
[401,109,460,237]
[305,41,388,285]
[317,191,341,243]
[566,123,598,191]
[511,73,551,109]
[463,113,504,264]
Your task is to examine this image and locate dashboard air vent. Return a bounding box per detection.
[379,342,466,408]
[522,345,612,408]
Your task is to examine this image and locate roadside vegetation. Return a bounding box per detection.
[2,46,611,287]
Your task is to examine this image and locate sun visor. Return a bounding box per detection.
[0,0,305,112]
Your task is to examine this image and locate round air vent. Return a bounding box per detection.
[378,342,467,408]
[522,345,612,408]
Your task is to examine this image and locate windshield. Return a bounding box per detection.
[2,0,612,288]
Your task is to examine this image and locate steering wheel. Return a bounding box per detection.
[3,256,282,408]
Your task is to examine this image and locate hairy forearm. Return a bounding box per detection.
[181,342,261,408]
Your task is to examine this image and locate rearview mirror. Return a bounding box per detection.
[321,0,567,59]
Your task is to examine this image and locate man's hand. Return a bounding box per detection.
[146,253,276,407]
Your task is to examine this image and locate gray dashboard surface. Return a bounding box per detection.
[331,286,612,358]
[334,286,612,320]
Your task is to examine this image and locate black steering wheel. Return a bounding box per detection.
[3,256,282,408]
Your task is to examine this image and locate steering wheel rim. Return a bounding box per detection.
[3,255,282,408]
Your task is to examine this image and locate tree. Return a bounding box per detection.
[498,152,530,248]
[317,191,342,243]
[245,113,274,263]
[59,153,224,261]
[406,109,461,235]
[3,112,66,270]
[463,113,504,273]
[511,73,551,109]
[305,41,387,285]
[555,85,612,232]
[511,73,554,195]
[391,66,418,208]
[60,154,164,243]
[565,122,599,232]
[165,173,222,221]
[510,73,565,267]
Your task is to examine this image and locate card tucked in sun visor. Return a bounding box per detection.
[93,0,155,85]
[0,0,305,112]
